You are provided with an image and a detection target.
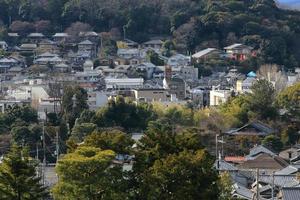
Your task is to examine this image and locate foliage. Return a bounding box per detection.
[94,96,155,131]
[140,150,219,200]
[0,144,48,199]
[69,122,96,143]
[52,146,122,200]
[83,129,134,154]
[247,79,278,120]
[62,85,88,128]
[146,50,164,66]
[276,82,300,121]
[262,135,283,152]
[218,172,233,200]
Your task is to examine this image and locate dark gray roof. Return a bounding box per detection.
[276,164,300,175]
[215,160,238,171]
[232,183,253,200]
[281,187,300,200]
[259,175,299,187]
[246,145,276,160]
[225,121,275,136]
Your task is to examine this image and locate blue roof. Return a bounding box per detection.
[247,71,256,77]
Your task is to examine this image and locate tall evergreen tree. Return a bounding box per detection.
[0,144,48,200]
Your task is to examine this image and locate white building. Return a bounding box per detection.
[87,91,109,110]
[105,78,144,90]
[209,88,232,106]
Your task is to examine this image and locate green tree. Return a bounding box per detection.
[276,82,300,121]
[52,146,124,200]
[247,79,277,120]
[69,122,96,143]
[218,172,233,200]
[62,85,88,128]
[262,135,283,152]
[83,129,134,154]
[146,49,164,66]
[0,144,48,199]
[140,150,219,200]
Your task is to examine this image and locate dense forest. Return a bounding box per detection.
[0,0,300,69]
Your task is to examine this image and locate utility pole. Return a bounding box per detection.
[272,171,275,200]
[256,169,259,200]
[42,122,46,186]
[56,128,59,163]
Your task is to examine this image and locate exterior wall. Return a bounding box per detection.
[209,90,231,106]
[133,89,168,102]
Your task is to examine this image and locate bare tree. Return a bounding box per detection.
[257,64,287,92]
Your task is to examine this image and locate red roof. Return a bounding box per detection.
[225,156,246,164]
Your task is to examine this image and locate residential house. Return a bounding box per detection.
[278,187,300,200]
[87,91,108,110]
[0,57,23,73]
[239,153,288,170]
[246,145,277,160]
[192,48,223,63]
[133,88,169,103]
[225,121,275,137]
[37,40,59,54]
[117,39,139,49]
[117,48,140,59]
[105,78,144,91]
[27,33,45,43]
[0,99,31,113]
[163,66,186,100]
[142,39,163,50]
[0,41,8,51]
[190,86,210,107]
[279,147,300,163]
[79,31,99,43]
[209,87,232,106]
[53,33,69,43]
[19,43,37,54]
[135,62,156,79]
[78,40,96,58]
[236,77,257,94]
[224,43,254,61]
[167,54,190,67]
[179,66,198,80]
[97,65,130,78]
[34,52,64,66]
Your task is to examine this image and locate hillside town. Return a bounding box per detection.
[0,0,300,199]
[0,30,299,199]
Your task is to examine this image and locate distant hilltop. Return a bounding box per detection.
[276,0,300,10]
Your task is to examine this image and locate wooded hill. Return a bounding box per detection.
[0,0,300,69]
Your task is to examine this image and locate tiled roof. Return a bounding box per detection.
[232,183,253,200]
[240,154,288,170]
[259,175,299,187]
[215,160,238,171]
[246,145,276,160]
[281,187,300,200]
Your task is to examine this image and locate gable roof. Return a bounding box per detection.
[224,43,253,50]
[246,145,276,160]
[281,187,300,200]
[53,33,69,37]
[232,183,254,200]
[28,33,45,37]
[78,40,93,45]
[215,160,238,171]
[240,153,289,170]
[225,121,275,136]
[259,175,299,187]
[276,164,300,175]
[143,39,163,45]
[192,48,220,58]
